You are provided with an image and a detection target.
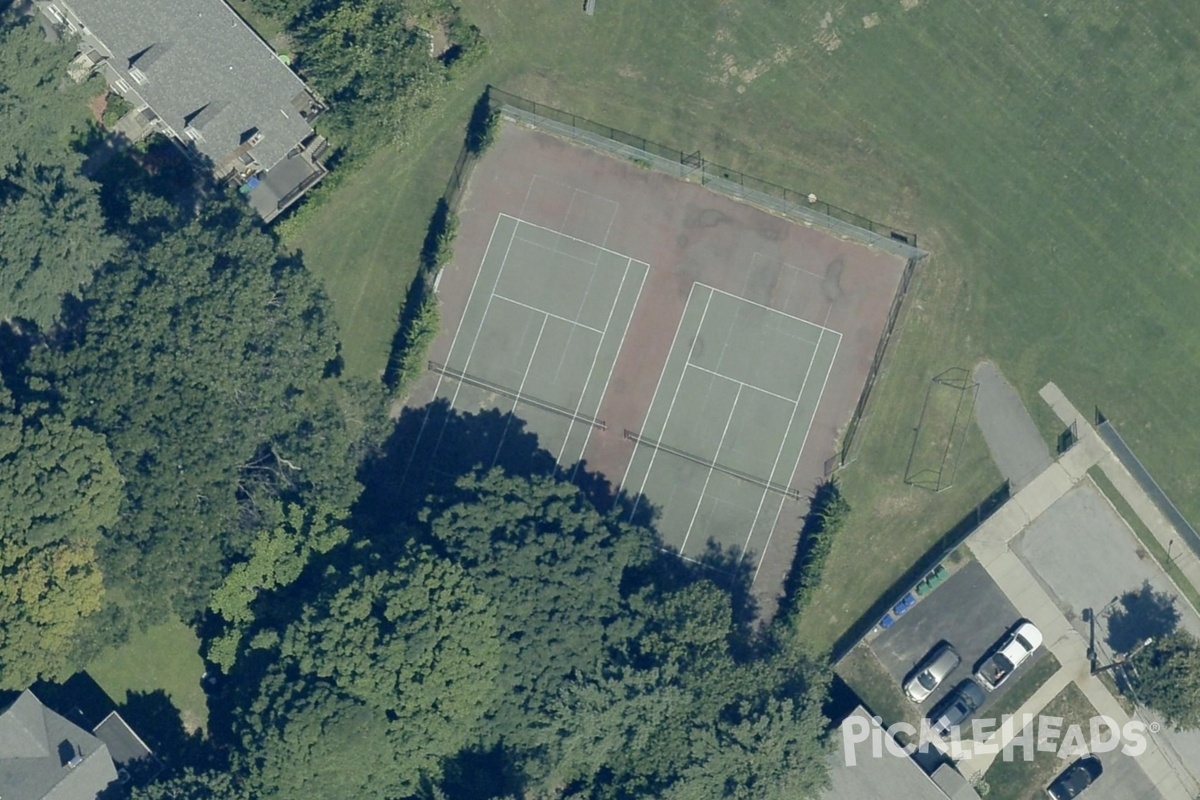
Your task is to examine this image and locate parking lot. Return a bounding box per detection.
[870,561,1048,715]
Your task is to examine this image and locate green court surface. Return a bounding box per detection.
[436,213,648,466]
[621,284,840,569]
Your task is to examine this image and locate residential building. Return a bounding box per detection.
[38,0,328,222]
[0,690,118,800]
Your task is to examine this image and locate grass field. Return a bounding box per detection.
[289,0,1200,648]
[983,684,1098,800]
[86,620,208,733]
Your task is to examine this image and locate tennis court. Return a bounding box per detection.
[432,212,648,467]
[621,284,840,567]
[414,122,908,613]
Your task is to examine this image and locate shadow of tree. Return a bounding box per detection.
[118,690,207,769]
[1106,581,1180,654]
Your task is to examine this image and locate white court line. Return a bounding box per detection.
[448,221,518,410]
[431,215,505,403]
[572,259,648,481]
[619,281,699,491]
[701,282,841,338]
[740,315,827,562]
[684,362,799,406]
[500,213,649,265]
[750,251,825,282]
[493,293,605,335]
[752,319,843,583]
[490,314,549,467]
[556,256,631,466]
[631,287,714,507]
[679,383,743,555]
[511,232,602,267]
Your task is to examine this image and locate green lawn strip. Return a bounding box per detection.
[835,644,918,731]
[86,619,208,732]
[1088,467,1200,615]
[983,684,1097,800]
[983,653,1062,722]
[288,81,489,380]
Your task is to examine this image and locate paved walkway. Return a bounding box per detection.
[954,384,1198,799]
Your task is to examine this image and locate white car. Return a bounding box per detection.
[975,620,1044,691]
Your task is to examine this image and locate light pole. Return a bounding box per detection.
[1084,595,1121,674]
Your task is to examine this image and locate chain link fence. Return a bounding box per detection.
[488,86,924,260]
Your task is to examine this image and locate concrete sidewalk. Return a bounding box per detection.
[956,385,1198,799]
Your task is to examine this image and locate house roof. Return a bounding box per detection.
[0,691,118,800]
[62,0,316,172]
[824,706,981,800]
[247,151,321,218]
[91,712,151,766]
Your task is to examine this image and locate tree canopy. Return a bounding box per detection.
[0,20,118,329]
[1130,631,1200,730]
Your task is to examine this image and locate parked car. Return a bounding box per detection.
[927,679,987,738]
[975,620,1044,691]
[904,642,961,703]
[1047,754,1103,799]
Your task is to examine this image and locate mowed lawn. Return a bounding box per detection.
[86,620,208,733]
[294,0,1200,648]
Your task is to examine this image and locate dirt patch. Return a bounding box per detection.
[863,13,881,28]
[617,65,644,80]
[87,93,107,125]
[901,0,919,9]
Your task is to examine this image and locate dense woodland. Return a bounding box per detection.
[0,6,837,799]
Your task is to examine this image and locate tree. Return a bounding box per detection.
[230,543,501,798]
[38,197,377,618]
[0,18,118,328]
[1129,631,1200,730]
[421,468,653,746]
[206,502,350,672]
[0,374,119,687]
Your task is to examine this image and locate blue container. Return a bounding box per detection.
[879,614,894,630]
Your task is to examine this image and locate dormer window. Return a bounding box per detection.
[129,67,147,85]
[184,127,204,142]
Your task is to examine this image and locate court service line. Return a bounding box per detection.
[512,233,602,268]
[631,287,715,507]
[492,293,605,335]
[619,281,699,491]
[500,213,649,265]
[750,251,825,282]
[490,315,549,467]
[701,283,841,338]
[684,362,799,406]
[556,257,632,465]
[572,260,648,482]
[752,318,843,584]
[432,215,505,402]
[448,219,519,409]
[679,383,743,556]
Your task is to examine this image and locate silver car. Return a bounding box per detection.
[904,642,961,703]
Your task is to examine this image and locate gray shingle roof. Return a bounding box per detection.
[62,0,316,172]
[0,691,117,800]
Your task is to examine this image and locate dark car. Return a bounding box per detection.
[927,679,986,738]
[1047,755,1103,799]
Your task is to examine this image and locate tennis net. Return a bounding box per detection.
[430,361,607,431]
[624,429,802,500]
